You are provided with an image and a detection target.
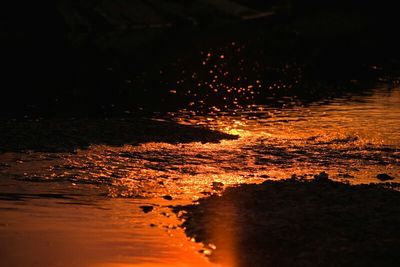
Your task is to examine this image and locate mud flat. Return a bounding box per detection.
[175,175,400,267]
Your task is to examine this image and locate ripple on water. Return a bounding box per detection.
[1,87,399,197]
[0,86,399,266]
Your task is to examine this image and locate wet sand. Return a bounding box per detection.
[175,175,400,267]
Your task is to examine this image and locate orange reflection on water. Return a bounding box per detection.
[94,264,193,267]
[1,87,399,266]
[168,86,400,184]
[205,202,239,267]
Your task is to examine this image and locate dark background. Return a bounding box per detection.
[1,0,399,117]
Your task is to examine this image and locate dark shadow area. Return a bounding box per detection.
[175,176,400,266]
[1,1,400,117]
[0,118,237,152]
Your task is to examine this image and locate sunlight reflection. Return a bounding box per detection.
[166,86,400,185]
[1,86,399,267]
[206,204,238,267]
[93,260,214,267]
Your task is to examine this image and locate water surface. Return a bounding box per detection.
[0,86,399,266]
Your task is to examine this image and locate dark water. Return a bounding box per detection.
[0,86,399,266]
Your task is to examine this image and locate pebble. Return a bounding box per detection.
[376,173,395,181]
[140,205,154,213]
[314,171,329,181]
[163,195,173,200]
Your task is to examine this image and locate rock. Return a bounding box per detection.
[212,182,224,190]
[163,195,173,200]
[314,171,329,181]
[377,173,395,181]
[140,205,154,213]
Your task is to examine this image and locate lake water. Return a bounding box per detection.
[0,85,399,266]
